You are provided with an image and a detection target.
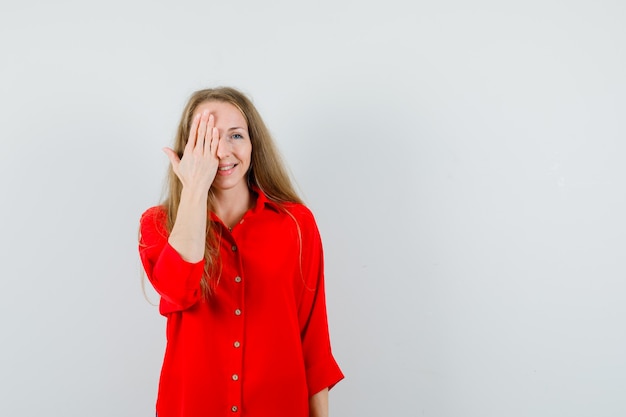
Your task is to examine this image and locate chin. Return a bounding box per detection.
[212,179,248,192]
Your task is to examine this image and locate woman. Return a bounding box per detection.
[139,87,344,417]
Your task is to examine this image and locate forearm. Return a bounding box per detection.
[168,188,208,262]
[309,388,329,417]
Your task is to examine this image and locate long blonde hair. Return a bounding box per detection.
[163,87,302,295]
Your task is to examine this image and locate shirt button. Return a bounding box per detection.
[234,276,242,283]
[234,341,241,348]
[231,245,237,251]
[234,309,242,316]
[232,374,239,381]
[231,405,238,412]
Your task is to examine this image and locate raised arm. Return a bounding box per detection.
[163,110,220,262]
[139,110,221,311]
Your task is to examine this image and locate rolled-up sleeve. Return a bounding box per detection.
[139,206,204,313]
[295,206,345,396]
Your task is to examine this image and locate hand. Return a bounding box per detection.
[163,110,220,194]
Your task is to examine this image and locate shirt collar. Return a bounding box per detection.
[251,185,282,213]
[209,186,282,225]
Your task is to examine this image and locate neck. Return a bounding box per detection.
[212,183,254,229]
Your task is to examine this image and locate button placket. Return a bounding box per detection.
[226,233,244,414]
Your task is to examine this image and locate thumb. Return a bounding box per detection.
[162,147,180,168]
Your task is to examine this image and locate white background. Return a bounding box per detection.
[1,1,625,416]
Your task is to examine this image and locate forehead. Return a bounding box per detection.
[193,100,247,128]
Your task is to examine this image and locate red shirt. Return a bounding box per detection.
[139,190,344,417]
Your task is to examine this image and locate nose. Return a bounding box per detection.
[216,134,232,158]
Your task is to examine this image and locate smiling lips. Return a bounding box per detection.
[218,163,237,173]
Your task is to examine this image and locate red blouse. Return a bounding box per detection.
[138,190,344,417]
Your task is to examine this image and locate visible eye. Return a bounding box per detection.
[232,133,244,140]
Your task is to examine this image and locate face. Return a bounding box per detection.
[192,100,252,193]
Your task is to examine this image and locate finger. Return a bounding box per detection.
[205,115,217,157]
[209,126,219,157]
[185,114,201,153]
[195,111,210,154]
[206,114,216,154]
[163,147,181,169]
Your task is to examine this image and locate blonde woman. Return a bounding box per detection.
[139,87,343,417]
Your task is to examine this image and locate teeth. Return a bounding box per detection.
[219,165,235,171]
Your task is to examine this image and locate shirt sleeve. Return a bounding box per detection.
[294,205,345,396]
[138,206,205,313]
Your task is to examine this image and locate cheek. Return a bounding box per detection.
[233,142,252,167]
[242,143,252,163]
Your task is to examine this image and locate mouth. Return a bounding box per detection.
[218,164,237,171]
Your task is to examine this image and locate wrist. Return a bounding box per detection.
[180,187,209,205]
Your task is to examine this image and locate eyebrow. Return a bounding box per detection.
[228,127,247,131]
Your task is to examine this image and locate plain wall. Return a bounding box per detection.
[1,0,625,415]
